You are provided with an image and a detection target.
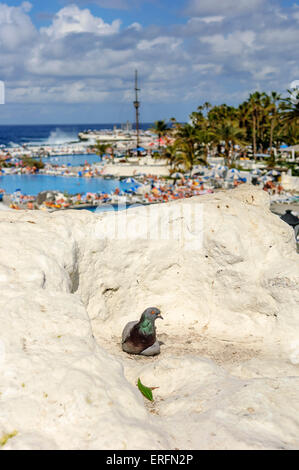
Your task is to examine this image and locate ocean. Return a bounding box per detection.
[0,123,152,199]
[0,123,152,148]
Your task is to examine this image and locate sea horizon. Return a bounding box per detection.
[0,122,155,127]
[0,122,154,147]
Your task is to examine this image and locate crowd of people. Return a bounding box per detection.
[0,157,296,211]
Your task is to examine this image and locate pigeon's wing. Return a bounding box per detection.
[141,340,160,356]
[122,321,138,344]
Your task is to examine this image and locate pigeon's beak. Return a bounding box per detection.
[157,312,163,320]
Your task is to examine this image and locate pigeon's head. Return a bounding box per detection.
[141,307,163,322]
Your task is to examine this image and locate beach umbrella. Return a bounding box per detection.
[261,175,273,182]
[214,166,228,178]
[191,166,205,176]
[216,165,228,171]
[171,172,184,179]
[266,170,281,176]
[122,178,141,191]
[192,170,205,176]
[227,168,240,175]
[250,168,262,176]
[226,169,241,179]
[123,177,139,184]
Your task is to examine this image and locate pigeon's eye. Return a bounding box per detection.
[151,310,155,314]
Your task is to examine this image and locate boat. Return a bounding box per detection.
[78,129,135,143]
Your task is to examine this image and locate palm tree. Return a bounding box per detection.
[151,120,169,148]
[196,128,216,164]
[278,123,299,147]
[238,102,250,128]
[267,91,281,158]
[214,120,246,166]
[168,117,179,137]
[190,109,205,127]
[247,91,265,158]
[280,89,299,127]
[162,144,178,169]
[95,141,110,157]
[197,102,212,117]
[173,123,202,172]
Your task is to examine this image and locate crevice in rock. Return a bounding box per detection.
[103,287,119,297]
[69,265,80,293]
[66,241,80,294]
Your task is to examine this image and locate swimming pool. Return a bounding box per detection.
[41,153,101,167]
[0,174,137,196]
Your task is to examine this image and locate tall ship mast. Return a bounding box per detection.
[78,72,141,145]
[133,70,140,150]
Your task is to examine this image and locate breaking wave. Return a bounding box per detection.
[44,128,79,146]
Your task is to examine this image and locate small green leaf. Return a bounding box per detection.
[137,378,153,401]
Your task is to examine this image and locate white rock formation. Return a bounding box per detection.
[281,173,299,192]
[0,185,298,450]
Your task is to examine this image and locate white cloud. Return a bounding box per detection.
[0,2,36,50]
[0,1,298,113]
[198,16,224,24]
[83,0,130,8]
[293,8,299,21]
[254,66,277,80]
[192,63,223,74]
[64,0,153,10]
[185,0,265,16]
[8,80,111,104]
[200,31,258,55]
[41,5,121,38]
[137,36,182,51]
[127,22,142,31]
[20,2,33,13]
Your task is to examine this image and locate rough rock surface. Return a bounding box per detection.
[281,174,299,192]
[0,185,298,450]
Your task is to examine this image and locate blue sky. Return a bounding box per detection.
[3,0,188,28]
[0,0,298,124]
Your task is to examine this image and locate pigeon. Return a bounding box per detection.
[121,307,163,356]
